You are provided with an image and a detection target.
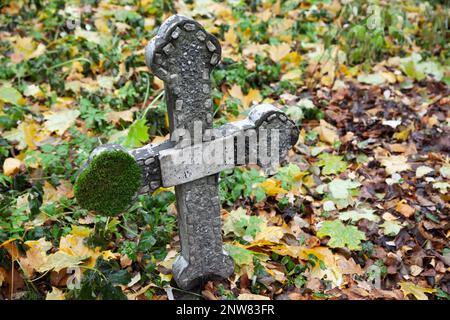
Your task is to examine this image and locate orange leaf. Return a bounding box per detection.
[395,200,415,218]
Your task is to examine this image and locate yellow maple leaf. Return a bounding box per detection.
[229,85,262,108]
[94,18,110,34]
[399,281,436,300]
[3,120,39,150]
[44,109,80,136]
[224,28,238,48]
[394,123,414,141]
[268,43,291,62]
[259,178,288,197]
[0,239,20,261]
[11,37,46,64]
[20,238,53,276]
[46,287,65,300]
[254,226,285,243]
[299,247,343,287]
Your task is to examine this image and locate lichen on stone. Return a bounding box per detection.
[74,150,141,216]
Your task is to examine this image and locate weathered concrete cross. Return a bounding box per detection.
[75,15,299,290]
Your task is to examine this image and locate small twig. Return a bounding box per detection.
[142,90,165,120]
[48,57,92,70]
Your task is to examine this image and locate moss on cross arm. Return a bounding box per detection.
[74,150,142,216]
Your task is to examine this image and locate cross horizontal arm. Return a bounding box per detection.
[74,104,298,216]
[158,104,299,186]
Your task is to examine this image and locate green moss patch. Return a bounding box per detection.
[74,150,142,216]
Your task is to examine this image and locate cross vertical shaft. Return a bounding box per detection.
[146,15,233,289]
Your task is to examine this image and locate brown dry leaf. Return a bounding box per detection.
[335,256,363,275]
[0,239,20,261]
[120,254,133,268]
[3,158,23,176]
[106,109,135,124]
[395,200,415,218]
[313,120,339,145]
[0,267,6,286]
[43,180,74,203]
[57,180,74,199]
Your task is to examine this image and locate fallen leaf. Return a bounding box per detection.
[380,220,403,236]
[224,28,238,48]
[254,226,285,243]
[44,109,80,135]
[0,86,25,105]
[3,158,23,176]
[45,287,65,300]
[314,120,339,145]
[228,85,262,108]
[317,220,366,250]
[380,156,411,175]
[415,166,434,178]
[259,178,287,197]
[11,37,46,64]
[268,43,291,62]
[106,110,135,124]
[339,208,380,223]
[316,153,348,175]
[395,201,415,218]
[357,73,386,85]
[399,281,435,300]
[124,118,150,148]
[328,179,361,199]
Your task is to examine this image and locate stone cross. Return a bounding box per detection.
[75,15,299,290]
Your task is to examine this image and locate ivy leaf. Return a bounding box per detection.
[399,281,436,300]
[138,231,156,251]
[124,118,149,148]
[317,153,348,175]
[317,220,366,250]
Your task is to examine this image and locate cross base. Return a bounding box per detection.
[173,251,234,290]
